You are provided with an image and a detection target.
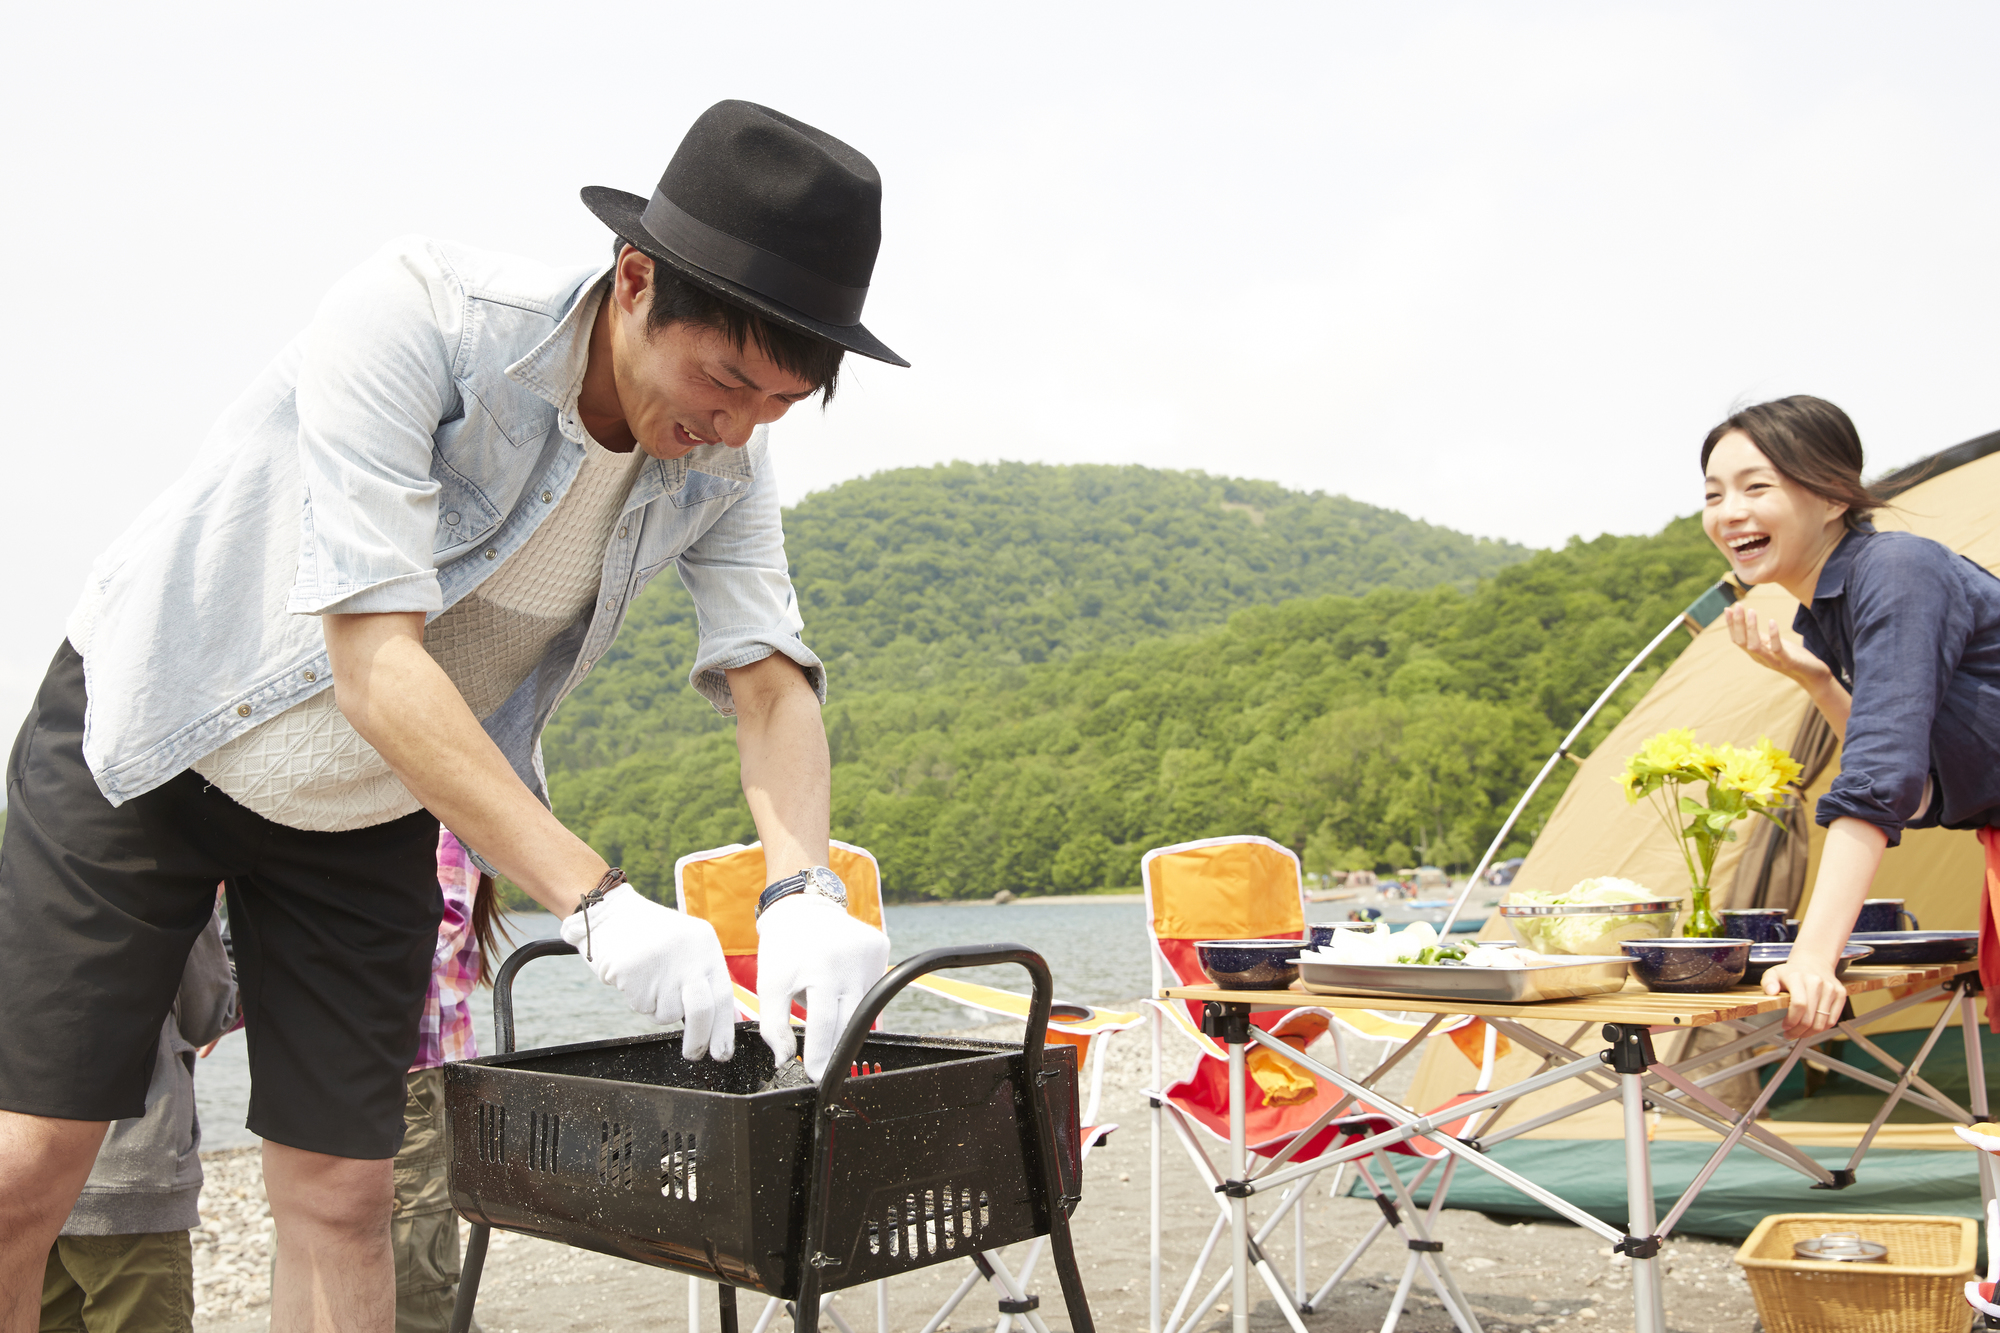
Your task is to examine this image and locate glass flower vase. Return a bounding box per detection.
[1681,882,1721,938]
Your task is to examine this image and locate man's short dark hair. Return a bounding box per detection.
[614,239,843,402]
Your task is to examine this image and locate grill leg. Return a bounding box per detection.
[449,1223,490,1333]
[718,1283,739,1333]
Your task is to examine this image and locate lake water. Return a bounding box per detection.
[192,894,1462,1150]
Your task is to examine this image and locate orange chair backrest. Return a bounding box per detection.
[1143,835,1305,1001]
[1144,835,1303,945]
[676,841,884,957]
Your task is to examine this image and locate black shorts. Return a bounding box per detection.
[0,643,441,1159]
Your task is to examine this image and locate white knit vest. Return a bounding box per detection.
[192,437,644,831]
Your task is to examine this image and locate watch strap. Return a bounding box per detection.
[757,871,811,919]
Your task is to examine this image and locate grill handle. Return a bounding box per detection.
[794,943,1093,1332]
[491,937,579,1055]
[814,943,1055,1099]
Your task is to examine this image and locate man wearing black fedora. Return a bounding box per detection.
[0,101,900,1330]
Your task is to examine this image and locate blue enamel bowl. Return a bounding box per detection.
[1620,938,1752,993]
[1194,939,1304,991]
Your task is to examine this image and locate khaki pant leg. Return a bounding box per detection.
[393,1067,476,1333]
[40,1244,86,1333]
[45,1233,193,1333]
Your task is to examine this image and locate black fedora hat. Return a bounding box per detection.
[583,100,906,368]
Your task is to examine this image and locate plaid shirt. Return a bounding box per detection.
[412,827,482,1071]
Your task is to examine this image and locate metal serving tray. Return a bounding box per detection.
[1846,930,1978,966]
[1298,955,1632,1003]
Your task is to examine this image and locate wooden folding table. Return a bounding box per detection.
[1161,960,1985,1333]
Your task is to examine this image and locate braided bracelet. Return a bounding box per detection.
[573,868,628,962]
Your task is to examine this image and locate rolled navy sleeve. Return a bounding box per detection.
[675,435,827,714]
[285,238,462,617]
[1816,538,1975,845]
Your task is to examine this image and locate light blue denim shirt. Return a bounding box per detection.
[66,236,823,808]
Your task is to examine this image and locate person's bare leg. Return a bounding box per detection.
[0,1112,107,1333]
[263,1141,394,1333]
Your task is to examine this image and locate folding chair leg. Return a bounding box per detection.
[874,1280,887,1333]
[1380,1250,1421,1333]
[919,1269,985,1333]
[1307,1213,1390,1310]
[751,1297,784,1333]
[1306,1156,1438,1312]
[978,1250,1055,1333]
[1163,1212,1229,1333]
[1377,1156,1479,1333]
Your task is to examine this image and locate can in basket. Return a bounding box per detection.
[1734,1212,1977,1333]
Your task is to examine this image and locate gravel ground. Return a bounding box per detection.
[193,1015,1762,1332]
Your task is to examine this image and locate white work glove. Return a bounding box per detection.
[559,885,736,1062]
[756,895,891,1080]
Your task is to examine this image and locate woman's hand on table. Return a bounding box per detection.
[1762,957,1847,1040]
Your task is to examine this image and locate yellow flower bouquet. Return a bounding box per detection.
[1617,730,1803,937]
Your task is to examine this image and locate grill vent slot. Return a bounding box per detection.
[871,1183,984,1258]
[527,1111,559,1172]
[660,1130,699,1200]
[475,1101,505,1164]
[597,1122,636,1189]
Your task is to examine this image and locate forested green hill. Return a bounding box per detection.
[541,463,1526,772]
[544,465,1727,900]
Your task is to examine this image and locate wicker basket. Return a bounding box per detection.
[1735,1213,1977,1333]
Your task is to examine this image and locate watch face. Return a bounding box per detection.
[806,866,848,905]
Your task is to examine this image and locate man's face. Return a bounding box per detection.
[606,250,818,459]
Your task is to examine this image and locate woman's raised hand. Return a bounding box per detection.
[1722,604,1826,686]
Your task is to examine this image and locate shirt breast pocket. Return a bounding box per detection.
[669,467,749,509]
[430,453,501,556]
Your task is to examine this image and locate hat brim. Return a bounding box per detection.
[581,186,909,369]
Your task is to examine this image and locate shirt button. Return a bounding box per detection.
[302,670,317,683]
[541,490,554,504]
[236,704,253,717]
[485,548,498,561]
[604,598,615,611]
[445,511,461,526]
[618,525,628,539]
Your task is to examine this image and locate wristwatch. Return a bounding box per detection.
[756,866,848,918]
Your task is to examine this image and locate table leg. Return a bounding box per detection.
[1230,1034,1250,1333]
[1964,983,1996,1222]
[1606,1024,1666,1333]
[1203,1003,1253,1333]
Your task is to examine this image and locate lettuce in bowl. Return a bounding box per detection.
[1500,877,1678,955]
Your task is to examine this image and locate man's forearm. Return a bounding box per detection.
[728,654,831,882]
[325,612,606,915]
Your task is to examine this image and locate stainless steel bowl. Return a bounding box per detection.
[1496,899,1681,955]
[1792,1232,1888,1264]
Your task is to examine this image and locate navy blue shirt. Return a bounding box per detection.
[1794,527,2000,846]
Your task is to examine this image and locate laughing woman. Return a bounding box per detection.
[1701,396,2000,1038]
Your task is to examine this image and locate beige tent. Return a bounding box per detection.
[1407,430,2000,1138]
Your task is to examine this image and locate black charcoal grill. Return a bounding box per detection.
[445,942,1095,1332]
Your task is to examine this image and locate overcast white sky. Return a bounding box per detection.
[3,2,1996,732]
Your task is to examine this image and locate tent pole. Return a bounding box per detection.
[1439,578,1738,935]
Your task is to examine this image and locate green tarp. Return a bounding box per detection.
[1360,1030,1999,1240]
[1364,1142,1981,1241]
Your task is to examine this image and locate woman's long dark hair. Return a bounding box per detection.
[470,873,512,987]
[1700,395,1881,531]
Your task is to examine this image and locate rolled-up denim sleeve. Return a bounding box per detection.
[677,434,826,715]
[1816,538,1973,845]
[285,238,459,616]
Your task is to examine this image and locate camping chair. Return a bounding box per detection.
[674,841,1139,1333]
[1141,835,1495,1333]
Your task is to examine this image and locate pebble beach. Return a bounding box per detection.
[190,1015,1759,1333]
